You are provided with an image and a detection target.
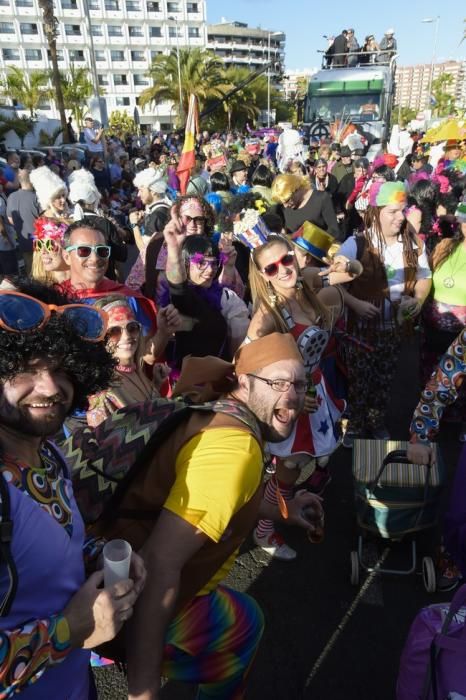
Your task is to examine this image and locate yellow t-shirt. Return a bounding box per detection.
[164,427,263,595]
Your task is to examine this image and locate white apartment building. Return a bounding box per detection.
[0,0,207,128]
[207,20,285,80]
[395,60,466,112]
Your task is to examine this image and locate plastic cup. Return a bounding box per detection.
[103,539,132,588]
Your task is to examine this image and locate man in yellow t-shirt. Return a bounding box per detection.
[122,333,324,700]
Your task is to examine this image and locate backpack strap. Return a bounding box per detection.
[0,474,17,617]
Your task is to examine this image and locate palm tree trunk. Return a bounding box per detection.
[38,0,69,144]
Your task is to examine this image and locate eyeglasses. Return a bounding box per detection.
[33,238,61,253]
[183,215,205,225]
[0,291,107,341]
[262,252,295,278]
[247,374,309,394]
[190,256,218,271]
[106,320,141,342]
[65,244,111,259]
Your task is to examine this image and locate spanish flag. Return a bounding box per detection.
[177,94,199,195]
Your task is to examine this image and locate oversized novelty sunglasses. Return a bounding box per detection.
[65,244,111,259]
[106,321,141,342]
[33,238,62,253]
[190,256,218,271]
[262,252,295,278]
[0,291,108,341]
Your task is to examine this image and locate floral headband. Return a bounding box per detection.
[33,218,68,242]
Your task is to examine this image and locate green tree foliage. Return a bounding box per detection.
[0,67,50,116]
[0,115,35,147]
[140,48,226,125]
[38,125,64,146]
[431,74,457,117]
[390,105,418,128]
[53,65,96,129]
[107,110,135,139]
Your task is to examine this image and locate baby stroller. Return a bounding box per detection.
[350,440,444,592]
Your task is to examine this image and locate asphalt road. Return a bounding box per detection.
[94,335,462,699]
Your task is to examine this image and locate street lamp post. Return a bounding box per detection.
[267,31,282,128]
[421,16,440,113]
[168,15,183,124]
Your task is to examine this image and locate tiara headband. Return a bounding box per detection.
[179,198,204,217]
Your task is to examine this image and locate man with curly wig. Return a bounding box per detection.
[0,279,145,699]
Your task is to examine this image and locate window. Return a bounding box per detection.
[110,50,125,61]
[0,0,10,6]
[98,75,109,86]
[188,27,199,38]
[20,23,38,34]
[2,49,19,60]
[0,22,15,34]
[168,26,182,38]
[104,0,119,9]
[126,0,141,9]
[113,74,128,85]
[64,24,81,35]
[108,26,123,36]
[115,97,130,106]
[187,2,198,11]
[91,26,103,36]
[128,26,143,37]
[69,49,85,61]
[88,1,100,8]
[94,50,106,61]
[47,49,64,61]
[167,1,180,11]
[150,27,161,37]
[133,74,148,85]
[25,49,42,61]
[146,1,159,11]
[131,50,145,61]
[61,0,78,7]
[150,50,162,60]
[17,0,33,6]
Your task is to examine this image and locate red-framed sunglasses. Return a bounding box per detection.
[262,252,295,278]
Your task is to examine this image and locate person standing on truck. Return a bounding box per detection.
[329,30,348,67]
[378,29,397,63]
[346,28,360,67]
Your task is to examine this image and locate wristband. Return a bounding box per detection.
[130,222,140,229]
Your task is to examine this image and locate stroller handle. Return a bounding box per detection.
[367,449,432,493]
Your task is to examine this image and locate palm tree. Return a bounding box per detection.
[37,0,69,142]
[55,65,95,129]
[0,67,50,116]
[139,48,226,125]
[220,67,261,130]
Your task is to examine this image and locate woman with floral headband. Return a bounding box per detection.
[338,181,432,446]
[162,217,249,373]
[29,166,71,284]
[244,222,362,559]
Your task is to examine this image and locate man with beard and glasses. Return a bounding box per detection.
[0,280,146,699]
[63,333,323,700]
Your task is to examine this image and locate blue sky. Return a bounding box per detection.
[207,0,466,71]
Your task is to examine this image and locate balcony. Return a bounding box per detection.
[128,35,146,44]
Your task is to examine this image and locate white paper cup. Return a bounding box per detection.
[103,539,132,588]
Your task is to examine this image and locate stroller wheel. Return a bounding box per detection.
[422,556,436,593]
[350,550,360,586]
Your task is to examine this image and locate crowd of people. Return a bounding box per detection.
[0,116,465,698]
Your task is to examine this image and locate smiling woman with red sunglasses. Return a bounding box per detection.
[246,233,360,559]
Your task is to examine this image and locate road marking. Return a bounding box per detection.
[304,547,390,688]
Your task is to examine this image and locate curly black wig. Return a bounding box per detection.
[0,279,116,411]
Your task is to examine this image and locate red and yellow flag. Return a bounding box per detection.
[177,94,199,195]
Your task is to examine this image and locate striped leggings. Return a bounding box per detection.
[162,586,264,699]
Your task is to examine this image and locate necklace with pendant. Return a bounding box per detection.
[442,250,466,289]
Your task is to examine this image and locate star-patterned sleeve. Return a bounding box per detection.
[410,329,466,443]
[0,613,71,697]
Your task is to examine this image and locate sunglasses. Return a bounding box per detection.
[190,256,218,271]
[65,244,111,259]
[183,215,205,225]
[0,291,107,341]
[106,320,141,342]
[33,238,61,253]
[262,252,295,278]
